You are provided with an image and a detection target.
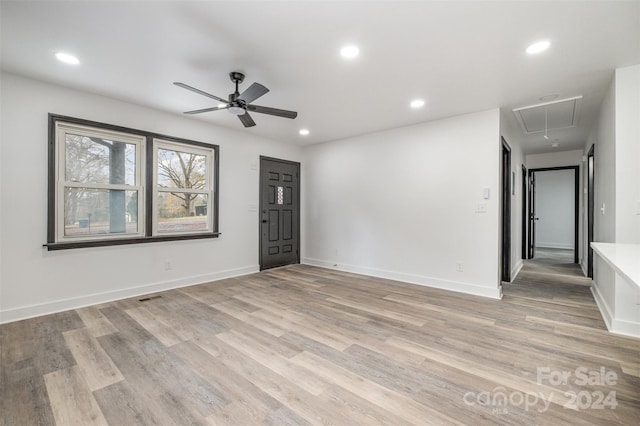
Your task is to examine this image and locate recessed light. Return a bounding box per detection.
[410,99,425,109]
[340,45,359,59]
[299,129,310,136]
[55,52,79,65]
[551,143,559,148]
[526,40,550,55]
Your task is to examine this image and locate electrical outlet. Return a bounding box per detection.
[164,260,172,271]
[456,262,464,272]
[475,203,488,213]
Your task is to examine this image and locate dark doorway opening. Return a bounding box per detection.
[527,166,579,264]
[259,156,300,270]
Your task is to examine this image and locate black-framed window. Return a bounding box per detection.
[46,114,219,250]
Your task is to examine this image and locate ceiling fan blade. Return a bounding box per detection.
[183,105,229,115]
[174,82,229,104]
[247,104,297,119]
[238,111,256,127]
[237,82,269,104]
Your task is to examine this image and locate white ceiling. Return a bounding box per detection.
[2,1,639,154]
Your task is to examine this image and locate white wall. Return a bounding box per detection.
[0,73,303,323]
[526,150,582,169]
[584,78,616,269]
[586,64,640,338]
[614,65,640,244]
[303,109,502,298]
[0,76,3,310]
[535,169,575,249]
[585,74,617,324]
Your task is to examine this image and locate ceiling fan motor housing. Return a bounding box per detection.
[229,71,245,84]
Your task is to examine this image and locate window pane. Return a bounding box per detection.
[65,134,136,185]
[157,193,208,233]
[157,148,207,190]
[64,188,139,236]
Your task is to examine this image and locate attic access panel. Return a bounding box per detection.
[512,96,582,134]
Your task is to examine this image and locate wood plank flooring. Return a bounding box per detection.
[1,264,639,425]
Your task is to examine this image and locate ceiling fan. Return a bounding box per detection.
[174,72,297,128]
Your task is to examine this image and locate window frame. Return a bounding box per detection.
[54,122,146,243]
[46,114,220,250]
[152,138,216,236]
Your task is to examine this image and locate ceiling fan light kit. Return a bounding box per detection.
[174,71,298,128]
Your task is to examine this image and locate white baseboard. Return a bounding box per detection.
[301,258,502,299]
[536,242,574,250]
[511,259,524,281]
[590,279,640,339]
[0,265,258,324]
[610,318,640,339]
[590,282,614,331]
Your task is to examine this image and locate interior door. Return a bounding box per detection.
[528,171,537,259]
[259,157,300,270]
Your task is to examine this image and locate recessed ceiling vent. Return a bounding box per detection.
[512,96,582,134]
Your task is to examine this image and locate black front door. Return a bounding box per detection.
[259,157,300,270]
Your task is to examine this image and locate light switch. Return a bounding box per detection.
[482,187,490,200]
[601,203,606,215]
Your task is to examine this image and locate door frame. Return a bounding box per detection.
[528,171,536,258]
[527,166,579,263]
[501,138,511,283]
[258,156,301,271]
[587,145,595,277]
[521,164,527,260]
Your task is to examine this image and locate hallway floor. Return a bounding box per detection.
[517,247,588,285]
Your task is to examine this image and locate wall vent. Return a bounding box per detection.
[512,96,582,134]
[139,295,162,302]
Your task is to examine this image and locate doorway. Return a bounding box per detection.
[521,164,527,260]
[527,166,579,265]
[587,146,595,278]
[259,156,300,270]
[501,138,511,282]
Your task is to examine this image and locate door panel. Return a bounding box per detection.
[260,157,300,270]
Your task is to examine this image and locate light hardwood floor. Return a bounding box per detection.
[1,264,638,425]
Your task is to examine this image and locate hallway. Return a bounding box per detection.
[516,247,588,286]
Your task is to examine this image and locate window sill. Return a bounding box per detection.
[44,232,221,250]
